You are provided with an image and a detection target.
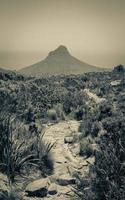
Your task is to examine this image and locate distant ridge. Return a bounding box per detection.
[19,45,106,76]
[0,67,13,73]
[0,67,25,81]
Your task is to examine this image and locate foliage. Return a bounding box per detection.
[0,116,36,183]
[76,114,125,200]
[113,64,125,73]
[0,115,54,184]
[0,189,22,200]
[79,138,94,157]
[37,140,54,175]
[93,116,125,200]
[47,109,57,121]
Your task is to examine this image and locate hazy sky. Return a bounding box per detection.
[0,0,125,69]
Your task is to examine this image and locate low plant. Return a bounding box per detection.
[79,139,94,157]
[47,109,57,121]
[0,116,37,184]
[0,189,22,200]
[21,128,54,176]
[0,114,54,185]
[37,140,54,175]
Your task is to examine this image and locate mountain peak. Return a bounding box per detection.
[20,45,105,76]
[56,45,68,51]
[48,45,70,57]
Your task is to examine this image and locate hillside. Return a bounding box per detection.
[19,46,106,76]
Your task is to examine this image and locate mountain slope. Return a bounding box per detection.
[20,45,106,76]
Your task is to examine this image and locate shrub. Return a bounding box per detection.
[37,140,54,175]
[53,104,65,120]
[0,117,36,183]
[113,64,125,73]
[0,189,22,200]
[0,115,54,183]
[98,101,113,120]
[90,121,101,137]
[79,139,94,157]
[25,107,35,123]
[24,129,54,176]
[47,109,57,121]
[73,188,95,200]
[90,116,125,200]
[79,120,92,137]
[74,107,84,121]
[79,120,101,138]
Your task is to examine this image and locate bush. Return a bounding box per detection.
[53,104,66,120]
[25,107,35,123]
[79,120,92,137]
[16,126,54,176]
[79,139,94,157]
[0,115,54,183]
[73,188,95,200]
[0,117,36,183]
[90,116,125,200]
[113,64,125,73]
[47,109,57,121]
[79,120,101,138]
[98,101,113,120]
[74,107,84,121]
[35,138,54,176]
[0,189,22,200]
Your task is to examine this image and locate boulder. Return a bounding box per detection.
[25,178,50,197]
[64,136,74,144]
[48,183,57,195]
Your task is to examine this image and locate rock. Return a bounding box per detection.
[57,185,72,195]
[111,80,121,86]
[48,183,57,195]
[71,143,80,156]
[86,157,95,165]
[25,178,50,197]
[77,132,83,138]
[64,136,74,144]
[57,174,76,186]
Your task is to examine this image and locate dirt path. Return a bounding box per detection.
[24,120,92,200]
[84,89,105,104]
[42,120,89,200]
